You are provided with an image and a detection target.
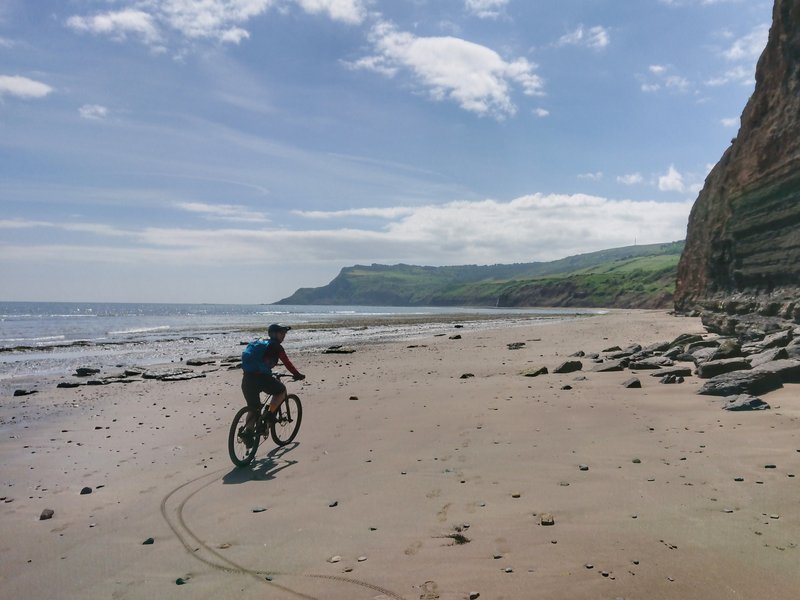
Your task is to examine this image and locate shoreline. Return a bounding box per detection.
[2,309,798,599]
[0,309,601,397]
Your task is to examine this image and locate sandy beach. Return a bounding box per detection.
[1,309,798,600]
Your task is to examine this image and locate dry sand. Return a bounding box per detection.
[1,310,798,599]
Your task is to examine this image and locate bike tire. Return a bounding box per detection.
[228,406,259,467]
[270,394,302,446]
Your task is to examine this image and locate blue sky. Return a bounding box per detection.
[0,0,772,303]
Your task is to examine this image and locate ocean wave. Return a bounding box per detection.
[0,335,67,343]
[109,326,171,335]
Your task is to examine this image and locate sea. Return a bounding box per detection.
[0,302,603,385]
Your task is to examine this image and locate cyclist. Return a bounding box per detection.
[240,323,305,444]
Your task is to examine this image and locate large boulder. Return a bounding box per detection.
[696,358,752,379]
[698,369,783,397]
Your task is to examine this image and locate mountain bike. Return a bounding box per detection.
[228,373,303,467]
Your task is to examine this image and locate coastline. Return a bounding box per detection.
[2,309,799,599]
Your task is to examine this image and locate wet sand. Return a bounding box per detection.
[1,310,798,599]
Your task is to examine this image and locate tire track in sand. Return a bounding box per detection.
[160,469,407,600]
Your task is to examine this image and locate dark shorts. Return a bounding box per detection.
[241,372,286,411]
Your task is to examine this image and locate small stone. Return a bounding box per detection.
[511,493,521,498]
[632,458,641,464]
[723,508,734,513]
[734,477,744,482]
[349,396,359,400]
[175,578,187,585]
[39,509,54,520]
[764,464,777,469]
[329,500,338,507]
[252,507,267,513]
[540,513,555,526]
[218,543,231,549]
[80,487,92,495]
[622,377,642,388]
[585,563,594,569]
[328,555,341,563]
[504,567,513,573]
[142,537,154,545]
[770,514,780,519]
[470,593,480,600]
[357,555,367,562]
[579,464,589,471]
[460,373,475,379]
[601,571,610,577]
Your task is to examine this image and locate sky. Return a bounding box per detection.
[0,0,773,303]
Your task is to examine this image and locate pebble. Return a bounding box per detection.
[632,458,641,464]
[175,578,187,585]
[469,593,480,600]
[357,555,367,562]
[585,563,594,569]
[504,567,513,573]
[142,537,154,545]
[765,464,777,469]
[328,555,341,563]
[734,477,744,482]
[80,487,92,495]
[252,507,267,513]
[540,513,555,526]
[39,509,54,520]
[511,493,521,498]
[579,464,589,471]
[329,500,338,507]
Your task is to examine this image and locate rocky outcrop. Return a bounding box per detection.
[675,0,800,333]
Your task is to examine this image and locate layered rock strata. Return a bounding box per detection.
[675,0,800,335]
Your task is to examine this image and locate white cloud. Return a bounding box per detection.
[79,104,109,120]
[705,65,753,86]
[558,25,610,50]
[66,9,162,45]
[295,207,416,219]
[465,0,509,19]
[720,117,738,127]
[658,165,685,192]
[1,194,691,267]
[723,24,769,61]
[65,0,367,48]
[617,173,643,185]
[578,171,603,181]
[0,75,53,99]
[294,0,367,24]
[640,65,690,94]
[533,108,549,117]
[349,20,544,119]
[176,201,270,222]
[0,36,14,48]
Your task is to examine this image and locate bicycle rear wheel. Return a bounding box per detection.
[228,406,259,467]
[270,394,302,446]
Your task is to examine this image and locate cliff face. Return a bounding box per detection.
[675,0,800,332]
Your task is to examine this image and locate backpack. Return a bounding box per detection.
[241,339,272,374]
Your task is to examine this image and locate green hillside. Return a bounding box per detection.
[276,241,684,308]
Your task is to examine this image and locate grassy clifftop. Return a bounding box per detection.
[277,241,684,308]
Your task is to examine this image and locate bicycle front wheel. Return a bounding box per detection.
[228,406,259,467]
[271,394,302,446]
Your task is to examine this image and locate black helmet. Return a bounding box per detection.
[268,323,291,337]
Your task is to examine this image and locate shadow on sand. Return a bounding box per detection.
[222,442,299,484]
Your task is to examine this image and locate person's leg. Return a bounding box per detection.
[241,374,264,432]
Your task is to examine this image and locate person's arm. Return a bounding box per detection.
[278,348,304,379]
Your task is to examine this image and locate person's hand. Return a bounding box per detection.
[294,373,306,381]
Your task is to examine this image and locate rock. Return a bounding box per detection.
[175,578,187,585]
[622,377,642,388]
[39,509,54,520]
[540,513,555,526]
[708,339,742,360]
[449,335,462,340]
[142,537,155,544]
[460,373,475,379]
[554,360,582,374]
[13,389,38,396]
[561,385,572,390]
[470,593,480,600]
[328,555,341,563]
[591,360,625,372]
[328,500,338,507]
[570,350,585,357]
[75,367,100,377]
[252,506,267,513]
[57,382,81,388]
[603,345,622,352]
[669,334,703,348]
[523,367,548,377]
[323,346,356,354]
[80,487,92,495]
[698,369,783,397]
[759,329,794,350]
[747,347,789,367]
[186,359,215,366]
[750,359,800,383]
[507,342,526,350]
[629,356,674,369]
[648,366,693,378]
[644,341,671,353]
[696,358,752,378]
[579,464,589,471]
[723,395,770,411]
